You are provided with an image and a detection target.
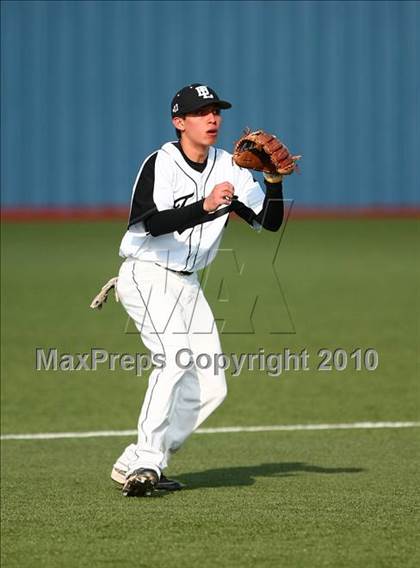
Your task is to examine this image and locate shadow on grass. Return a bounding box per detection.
[177,462,364,490]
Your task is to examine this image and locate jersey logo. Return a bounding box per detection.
[174,192,194,208]
[195,86,214,99]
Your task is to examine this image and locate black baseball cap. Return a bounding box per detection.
[171,83,232,117]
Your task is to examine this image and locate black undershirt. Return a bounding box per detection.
[144,143,284,236]
[174,142,207,173]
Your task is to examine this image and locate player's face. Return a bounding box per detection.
[176,105,222,147]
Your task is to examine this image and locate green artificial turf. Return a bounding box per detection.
[1,218,419,567]
[2,430,419,568]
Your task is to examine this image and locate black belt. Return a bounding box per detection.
[155,264,193,276]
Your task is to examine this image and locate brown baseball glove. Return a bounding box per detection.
[233,129,301,175]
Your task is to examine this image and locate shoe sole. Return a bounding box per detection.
[111,467,126,485]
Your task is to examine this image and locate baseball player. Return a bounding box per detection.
[111,83,285,496]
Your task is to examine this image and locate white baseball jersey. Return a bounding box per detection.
[119,142,266,272]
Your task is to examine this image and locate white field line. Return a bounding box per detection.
[1,421,419,441]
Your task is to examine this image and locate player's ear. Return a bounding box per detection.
[172,116,185,133]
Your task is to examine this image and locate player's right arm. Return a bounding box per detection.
[146,182,233,236]
[128,152,231,237]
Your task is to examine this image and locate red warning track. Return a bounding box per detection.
[1,207,129,222]
[1,206,420,222]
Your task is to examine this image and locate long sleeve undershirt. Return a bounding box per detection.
[141,143,283,236]
[145,179,284,237]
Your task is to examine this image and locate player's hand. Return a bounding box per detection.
[203,182,234,213]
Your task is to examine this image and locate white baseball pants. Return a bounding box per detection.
[114,258,227,476]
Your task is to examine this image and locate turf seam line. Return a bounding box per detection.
[1,421,419,441]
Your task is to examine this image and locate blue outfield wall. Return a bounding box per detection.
[1,0,418,208]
